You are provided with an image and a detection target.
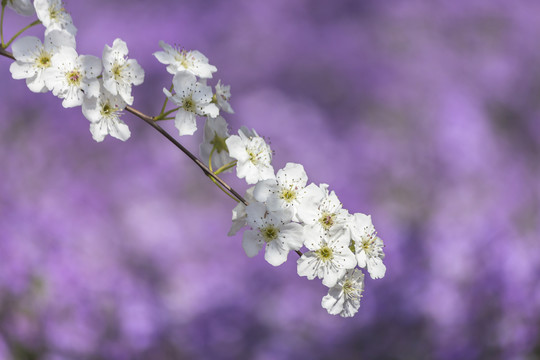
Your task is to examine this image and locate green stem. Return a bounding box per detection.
[1,2,6,48]
[154,106,179,121]
[214,160,237,175]
[159,84,174,116]
[208,146,216,172]
[5,19,41,48]
[208,175,240,203]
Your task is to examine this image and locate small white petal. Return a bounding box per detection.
[174,110,197,136]
[264,240,289,266]
[322,290,345,315]
[242,230,264,257]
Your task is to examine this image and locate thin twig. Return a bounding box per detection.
[0,45,14,60]
[125,106,248,206]
[5,19,41,48]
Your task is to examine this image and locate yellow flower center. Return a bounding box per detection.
[342,279,362,300]
[182,96,196,112]
[248,150,262,165]
[261,225,279,243]
[316,245,333,261]
[66,69,82,86]
[174,49,192,69]
[111,63,124,80]
[36,51,51,69]
[48,4,65,21]
[319,212,335,230]
[280,188,297,202]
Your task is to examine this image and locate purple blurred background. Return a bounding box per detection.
[1,0,540,359]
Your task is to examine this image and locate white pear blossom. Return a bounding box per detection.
[322,268,365,317]
[243,202,304,266]
[349,213,386,279]
[82,83,130,142]
[9,31,75,93]
[297,227,356,287]
[6,0,35,16]
[302,184,349,236]
[228,187,255,236]
[102,38,144,105]
[34,0,77,36]
[43,46,101,108]
[254,163,323,222]
[153,40,217,79]
[200,116,234,171]
[164,72,218,136]
[214,80,234,113]
[226,127,274,185]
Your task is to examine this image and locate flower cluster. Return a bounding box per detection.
[229,163,386,317]
[153,40,235,170]
[152,40,387,317]
[8,0,144,142]
[4,0,385,318]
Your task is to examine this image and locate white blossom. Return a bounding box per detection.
[34,0,77,36]
[9,31,75,93]
[228,187,255,236]
[254,163,322,222]
[164,72,218,136]
[200,116,234,171]
[153,40,217,79]
[43,46,101,108]
[301,184,349,236]
[82,83,130,142]
[297,227,356,287]
[226,126,274,185]
[243,202,304,266]
[102,38,144,105]
[6,0,35,16]
[322,268,365,317]
[214,80,234,113]
[349,213,386,279]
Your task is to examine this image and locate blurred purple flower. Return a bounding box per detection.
[0,0,539,359]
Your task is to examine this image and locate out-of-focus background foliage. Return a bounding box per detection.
[0,0,539,359]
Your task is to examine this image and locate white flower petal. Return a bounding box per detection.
[264,240,289,266]
[245,202,267,229]
[107,119,131,142]
[26,76,48,93]
[226,135,249,163]
[253,179,277,203]
[11,36,41,60]
[174,110,197,136]
[367,257,386,279]
[81,55,102,79]
[297,252,320,280]
[89,121,108,142]
[10,62,35,80]
[242,230,264,258]
[203,103,219,118]
[322,289,345,315]
[280,222,304,251]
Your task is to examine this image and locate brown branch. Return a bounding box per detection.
[0,46,14,60]
[125,106,248,206]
